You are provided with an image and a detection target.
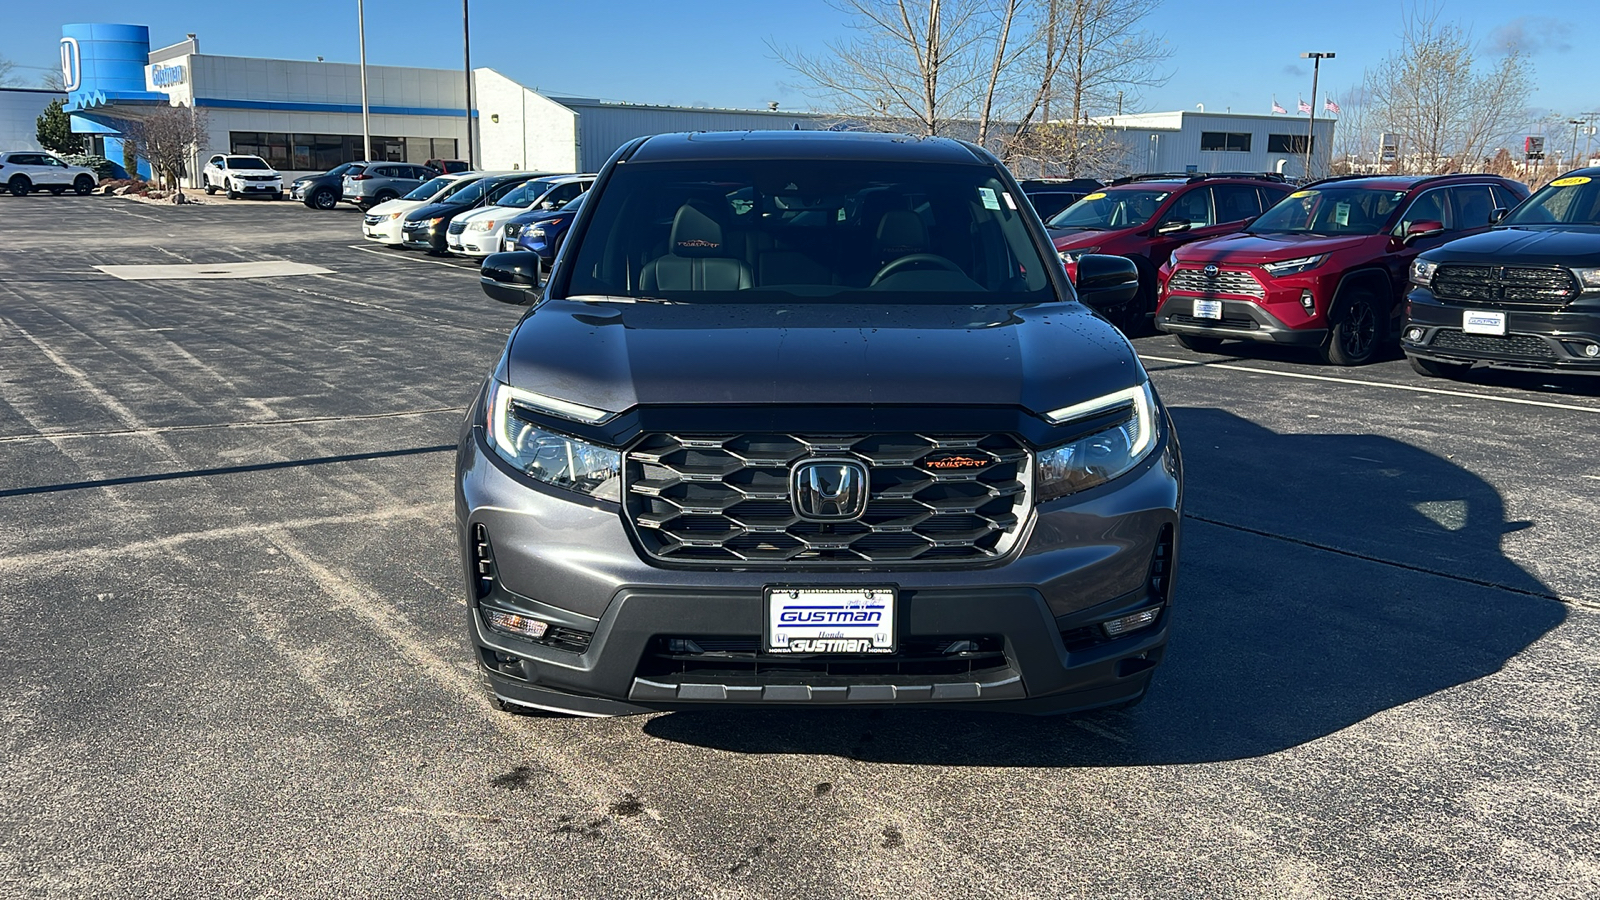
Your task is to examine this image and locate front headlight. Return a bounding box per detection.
[485,381,621,501]
[1036,381,1158,501]
[1261,254,1327,277]
[468,219,496,232]
[1411,258,1441,286]
[428,217,445,227]
[529,226,548,239]
[1571,267,1600,290]
[1058,245,1101,265]
[387,211,404,220]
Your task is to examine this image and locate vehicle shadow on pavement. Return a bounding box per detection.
[641,408,1566,765]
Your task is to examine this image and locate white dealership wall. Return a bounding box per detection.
[0,88,68,152]
[1094,110,1338,180]
[473,69,579,173]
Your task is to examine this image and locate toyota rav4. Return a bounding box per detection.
[456,132,1183,716]
[1156,173,1529,365]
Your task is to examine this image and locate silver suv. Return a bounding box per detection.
[343,163,435,209]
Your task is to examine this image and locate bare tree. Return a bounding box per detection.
[1362,4,1531,173]
[121,106,210,201]
[0,56,18,87]
[40,69,65,92]
[772,0,1170,178]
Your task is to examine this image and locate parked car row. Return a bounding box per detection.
[355,169,594,259]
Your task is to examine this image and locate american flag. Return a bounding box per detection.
[1298,96,1313,114]
[1324,97,1341,114]
[1272,98,1287,115]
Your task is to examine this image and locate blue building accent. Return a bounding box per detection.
[61,23,170,179]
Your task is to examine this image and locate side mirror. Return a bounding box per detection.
[1489,207,1509,224]
[1155,220,1191,236]
[1403,219,1445,243]
[1075,253,1140,312]
[480,251,541,305]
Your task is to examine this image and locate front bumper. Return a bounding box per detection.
[449,230,500,256]
[456,417,1183,716]
[231,180,282,195]
[1404,289,1600,373]
[401,223,443,250]
[1156,296,1328,346]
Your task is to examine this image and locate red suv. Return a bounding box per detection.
[1047,173,1295,331]
[1155,174,1530,365]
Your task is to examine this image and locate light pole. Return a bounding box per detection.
[1571,119,1585,171]
[462,0,474,168]
[1300,52,1334,180]
[358,0,371,162]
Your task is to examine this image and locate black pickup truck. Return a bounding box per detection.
[455,131,1183,716]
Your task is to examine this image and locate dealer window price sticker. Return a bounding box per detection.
[766,587,896,654]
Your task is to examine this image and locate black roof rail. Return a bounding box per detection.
[1109,172,1196,186]
[1110,171,1290,186]
[1017,177,1103,191]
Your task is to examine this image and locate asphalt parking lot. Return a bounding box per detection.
[2,194,1597,899]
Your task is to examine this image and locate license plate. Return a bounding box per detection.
[766,587,895,654]
[1462,310,1506,336]
[1193,299,1223,320]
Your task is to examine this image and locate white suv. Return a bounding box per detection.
[202,155,283,200]
[0,151,98,197]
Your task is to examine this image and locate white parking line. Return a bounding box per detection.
[1139,354,1600,416]
[346,244,475,269]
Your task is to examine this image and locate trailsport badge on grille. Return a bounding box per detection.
[917,450,994,473]
[791,459,869,521]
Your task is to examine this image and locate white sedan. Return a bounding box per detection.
[361,172,483,245]
[201,154,283,200]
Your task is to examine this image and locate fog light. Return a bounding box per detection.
[1101,607,1161,637]
[1405,327,1425,342]
[482,608,549,639]
[1587,344,1600,358]
[1299,290,1315,314]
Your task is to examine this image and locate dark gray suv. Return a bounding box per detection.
[457,131,1182,716]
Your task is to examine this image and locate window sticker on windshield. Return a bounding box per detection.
[1290,190,1314,198]
[1551,176,1591,187]
[978,187,1002,210]
[1334,201,1351,226]
[1002,192,1017,209]
[1083,191,1107,201]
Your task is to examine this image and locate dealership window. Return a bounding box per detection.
[231,132,450,169]
[1200,132,1251,152]
[1267,133,1312,154]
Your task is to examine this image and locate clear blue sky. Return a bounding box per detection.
[4,0,1591,126]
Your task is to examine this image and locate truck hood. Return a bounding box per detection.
[1049,227,1134,250]
[1423,226,1600,267]
[503,300,1145,416]
[1175,232,1372,265]
[456,204,519,225]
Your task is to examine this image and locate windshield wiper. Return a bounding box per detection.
[565,294,679,305]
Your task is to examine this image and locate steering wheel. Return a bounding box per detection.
[869,253,964,286]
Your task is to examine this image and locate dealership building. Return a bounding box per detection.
[1094,110,1337,181]
[53,22,826,185]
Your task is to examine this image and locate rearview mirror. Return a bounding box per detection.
[1489,207,1509,224]
[1403,219,1445,243]
[1155,220,1191,236]
[1075,254,1140,312]
[480,251,541,305]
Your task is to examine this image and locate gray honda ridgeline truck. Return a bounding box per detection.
[456,131,1182,716]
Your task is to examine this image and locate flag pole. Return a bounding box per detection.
[1300,52,1334,181]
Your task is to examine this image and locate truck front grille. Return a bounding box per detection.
[1167,267,1266,299]
[447,221,469,236]
[1432,265,1578,307]
[1428,329,1555,358]
[624,433,1031,566]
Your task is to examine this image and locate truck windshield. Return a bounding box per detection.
[1502,176,1600,226]
[1250,187,1406,235]
[1048,189,1170,230]
[560,161,1055,303]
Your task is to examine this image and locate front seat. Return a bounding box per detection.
[875,208,930,262]
[640,203,752,291]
